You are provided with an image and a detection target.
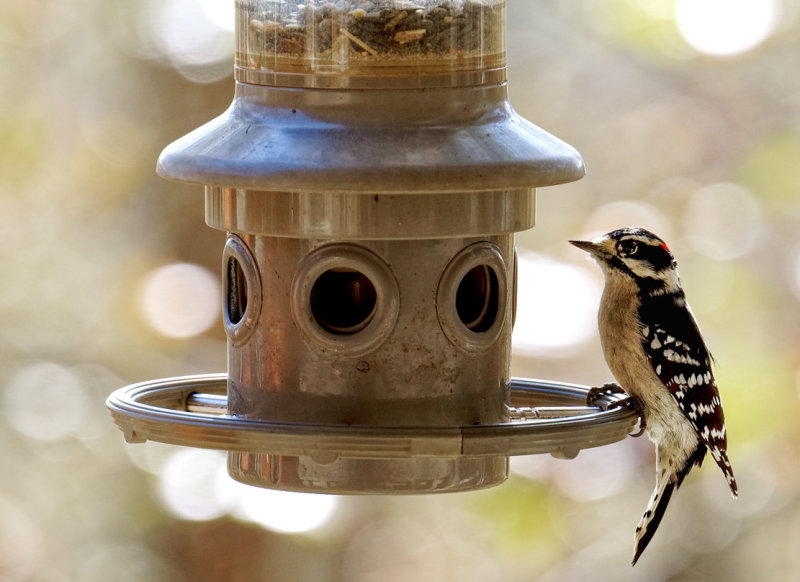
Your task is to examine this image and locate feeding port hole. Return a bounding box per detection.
[310,268,377,335]
[456,264,499,333]
[222,235,262,346]
[291,243,400,356]
[436,242,508,353]
[226,256,248,326]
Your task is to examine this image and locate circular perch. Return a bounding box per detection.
[107,374,639,461]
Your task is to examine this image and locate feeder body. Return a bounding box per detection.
[225,233,513,426]
[155,0,585,493]
[216,196,519,492]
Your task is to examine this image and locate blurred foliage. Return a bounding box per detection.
[1,0,799,580]
[740,131,800,205]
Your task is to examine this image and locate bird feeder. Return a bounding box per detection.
[107,0,638,494]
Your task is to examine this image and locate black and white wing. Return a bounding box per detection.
[638,291,738,496]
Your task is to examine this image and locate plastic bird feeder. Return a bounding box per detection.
[107,0,638,493]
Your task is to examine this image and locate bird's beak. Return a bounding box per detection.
[569,239,604,256]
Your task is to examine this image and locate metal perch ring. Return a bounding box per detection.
[107,374,639,461]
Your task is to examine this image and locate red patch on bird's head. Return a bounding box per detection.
[660,242,670,252]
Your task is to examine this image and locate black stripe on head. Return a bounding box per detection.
[609,228,676,277]
[633,242,675,273]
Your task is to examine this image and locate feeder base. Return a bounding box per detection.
[228,453,507,494]
[106,374,639,494]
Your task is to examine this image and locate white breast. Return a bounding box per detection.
[596,270,698,453]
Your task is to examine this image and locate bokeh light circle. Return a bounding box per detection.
[157,449,233,521]
[513,254,600,357]
[230,485,339,535]
[682,182,764,260]
[155,449,338,534]
[3,362,90,442]
[139,0,234,83]
[675,0,778,56]
[138,263,220,339]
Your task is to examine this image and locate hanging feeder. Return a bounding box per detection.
[107,0,638,494]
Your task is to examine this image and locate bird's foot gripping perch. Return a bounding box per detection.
[587,382,647,437]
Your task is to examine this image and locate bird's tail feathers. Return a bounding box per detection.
[708,447,738,498]
[632,475,675,566]
[633,446,707,565]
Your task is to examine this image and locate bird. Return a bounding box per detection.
[569,227,737,565]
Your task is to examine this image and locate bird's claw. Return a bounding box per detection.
[586,382,627,406]
[587,383,647,437]
[615,396,647,437]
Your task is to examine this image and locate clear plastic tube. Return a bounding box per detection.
[237,0,506,77]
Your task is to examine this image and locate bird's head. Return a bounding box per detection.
[570,227,679,295]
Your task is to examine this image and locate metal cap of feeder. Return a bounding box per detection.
[108,0,638,494]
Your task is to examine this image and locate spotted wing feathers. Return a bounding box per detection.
[639,292,738,496]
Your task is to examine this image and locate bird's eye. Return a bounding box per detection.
[618,240,638,256]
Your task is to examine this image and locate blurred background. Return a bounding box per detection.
[1,0,799,580]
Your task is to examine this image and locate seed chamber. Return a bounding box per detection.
[239,0,506,77]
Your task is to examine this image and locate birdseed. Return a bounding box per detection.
[244,1,503,64]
